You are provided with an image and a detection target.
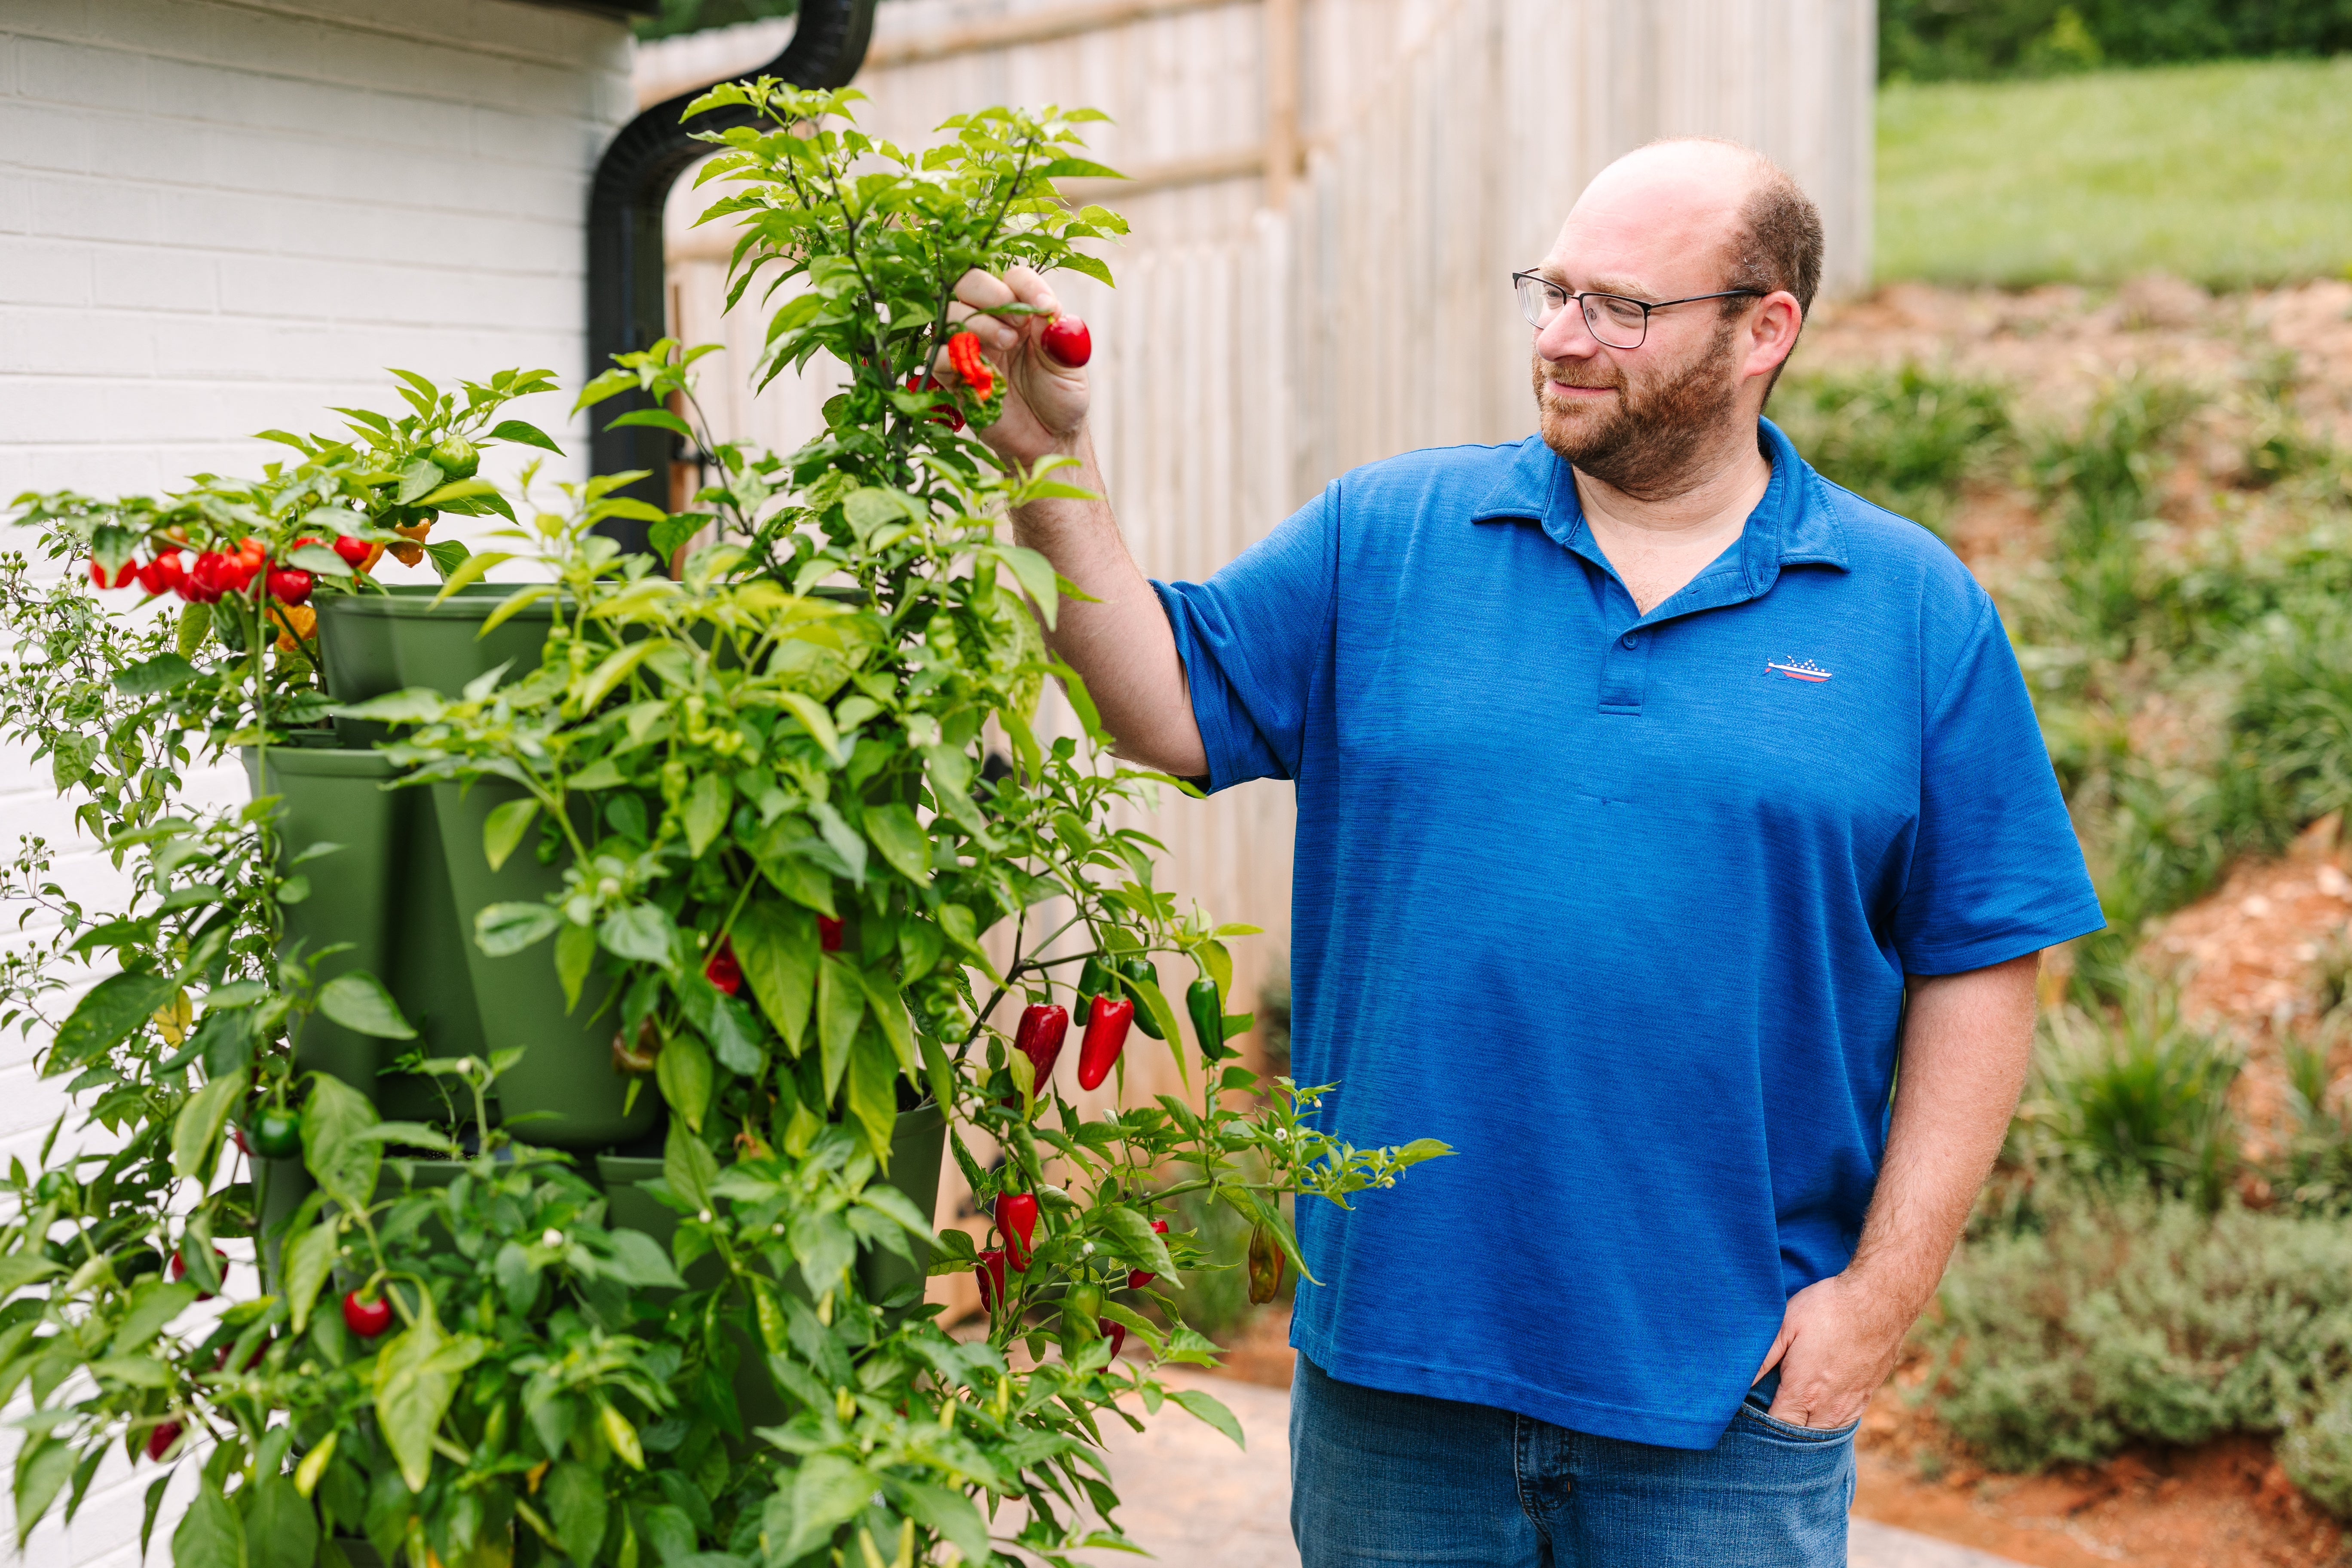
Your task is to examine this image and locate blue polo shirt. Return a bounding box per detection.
[1152,418,2102,1450]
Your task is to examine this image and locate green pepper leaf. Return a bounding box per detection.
[301,1074,381,1212]
[481,797,539,872]
[286,1218,339,1335]
[165,1481,244,1568]
[655,1032,713,1134]
[171,1068,247,1180]
[862,802,930,881]
[732,900,815,1054]
[316,974,415,1040]
[600,903,679,968]
[52,970,178,1067]
[815,957,864,1102]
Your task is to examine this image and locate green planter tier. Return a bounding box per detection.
[241,744,488,1123]
[316,583,552,746]
[430,777,656,1152]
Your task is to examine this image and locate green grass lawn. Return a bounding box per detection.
[1877,56,2352,288]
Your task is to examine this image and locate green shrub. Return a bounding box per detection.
[1920,1192,2352,1476]
[1881,0,2352,82]
[2027,987,2242,1206]
[2285,1379,2352,1518]
[2230,612,2352,832]
[1775,363,2012,534]
[2278,1033,2352,1213]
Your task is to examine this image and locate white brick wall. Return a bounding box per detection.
[0,5,637,1561]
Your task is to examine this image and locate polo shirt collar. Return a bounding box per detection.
[1468,418,1851,603]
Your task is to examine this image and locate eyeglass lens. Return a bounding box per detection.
[1514,276,1648,349]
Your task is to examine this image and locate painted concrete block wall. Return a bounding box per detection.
[0,4,635,1562]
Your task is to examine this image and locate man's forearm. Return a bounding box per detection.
[1848,952,2040,1316]
[1758,951,2039,1425]
[1008,428,1208,777]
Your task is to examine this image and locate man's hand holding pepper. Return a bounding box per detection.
[943,266,1090,467]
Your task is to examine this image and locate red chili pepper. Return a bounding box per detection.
[704,938,742,996]
[87,557,135,590]
[342,1290,393,1338]
[185,551,232,603]
[946,330,995,401]
[1015,1003,1069,1084]
[1101,1319,1125,1359]
[136,550,184,597]
[266,566,312,606]
[818,915,843,952]
[995,1191,1038,1272]
[331,534,370,568]
[1127,1219,1171,1289]
[1041,315,1092,368]
[975,1247,1008,1312]
[144,1421,181,1462]
[1076,995,1133,1090]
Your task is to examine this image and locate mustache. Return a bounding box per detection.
[1535,360,1623,393]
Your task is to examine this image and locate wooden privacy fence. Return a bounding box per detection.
[642,0,1873,1122]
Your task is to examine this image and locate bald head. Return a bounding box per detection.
[1571,138,1824,320]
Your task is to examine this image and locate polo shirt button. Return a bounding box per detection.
[1620,632,1639,649]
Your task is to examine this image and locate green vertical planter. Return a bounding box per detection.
[242,746,485,1119]
[431,778,655,1152]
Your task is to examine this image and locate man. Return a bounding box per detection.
[948,138,2102,1565]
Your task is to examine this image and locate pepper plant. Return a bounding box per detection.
[0,87,1446,1568]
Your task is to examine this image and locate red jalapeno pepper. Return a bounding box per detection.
[995,1191,1038,1271]
[1014,1002,1069,1084]
[1076,995,1133,1090]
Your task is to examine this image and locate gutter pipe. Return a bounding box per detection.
[585,0,878,553]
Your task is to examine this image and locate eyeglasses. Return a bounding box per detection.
[1511,271,1764,350]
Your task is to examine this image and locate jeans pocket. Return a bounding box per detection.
[1736,1400,1860,1444]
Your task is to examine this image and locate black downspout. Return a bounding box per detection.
[585,0,877,554]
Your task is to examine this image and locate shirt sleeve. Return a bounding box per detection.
[1892,594,2107,975]
[1149,482,1339,792]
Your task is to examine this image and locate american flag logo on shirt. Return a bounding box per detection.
[1766,658,1832,683]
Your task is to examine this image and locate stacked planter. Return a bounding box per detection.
[253,583,944,1312]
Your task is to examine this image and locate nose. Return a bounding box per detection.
[1535,298,1600,361]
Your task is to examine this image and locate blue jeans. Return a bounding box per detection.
[1290,1358,1856,1566]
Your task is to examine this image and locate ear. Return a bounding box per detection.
[1740,291,1804,387]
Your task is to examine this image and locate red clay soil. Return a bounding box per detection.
[1853,1369,2346,1568]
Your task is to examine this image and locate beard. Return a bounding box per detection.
[1531,316,1743,499]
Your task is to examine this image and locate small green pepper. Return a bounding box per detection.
[1075,956,1113,1023]
[1186,974,1228,1062]
[248,1107,301,1160]
[1119,956,1164,1041]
